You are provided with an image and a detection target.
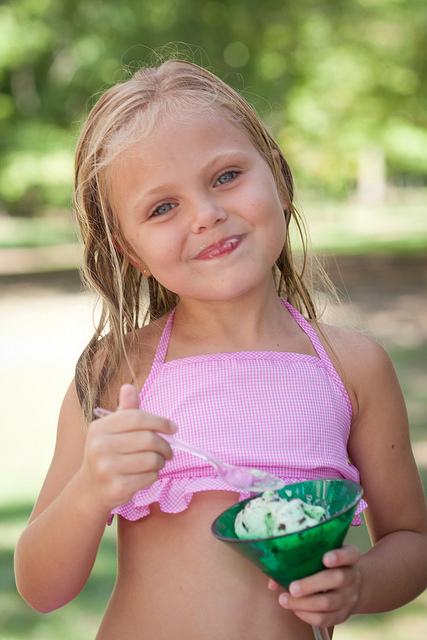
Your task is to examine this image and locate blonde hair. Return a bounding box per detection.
[74,59,332,421]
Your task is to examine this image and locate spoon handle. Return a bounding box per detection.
[160,433,215,464]
[312,625,330,640]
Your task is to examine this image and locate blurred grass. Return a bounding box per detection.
[0,215,77,249]
[299,189,427,256]
[390,343,427,443]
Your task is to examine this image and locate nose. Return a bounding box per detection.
[189,195,227,233]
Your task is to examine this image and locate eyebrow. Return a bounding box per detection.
[142,183,176,198]
[142,150,251,199]
[129,185,175,219]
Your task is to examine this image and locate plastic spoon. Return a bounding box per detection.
[93,407,286,492]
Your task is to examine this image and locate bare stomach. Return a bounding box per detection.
[96,491,318,640]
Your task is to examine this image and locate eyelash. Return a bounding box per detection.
[215,170,239,185]
[149,170,240,218]
[151,202,176,217]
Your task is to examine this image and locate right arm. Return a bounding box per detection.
[14,383,175,613]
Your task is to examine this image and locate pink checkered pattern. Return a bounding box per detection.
[109,301,367,525]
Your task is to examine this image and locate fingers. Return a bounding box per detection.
[267,547,359,594]
[285,545,360,598]
[278,590,353,627]
[278,573,360,626]
[288,565,357,601]
[287,545,360,600]
[96,406,177,437]
[322,545,360,569]
[81,385,178,512]
[272,545,362,627]
[117,383,177,435]
[118,450,167,475]
[97,384,177,436]
[118,383,140,411]
[96,428,174,461]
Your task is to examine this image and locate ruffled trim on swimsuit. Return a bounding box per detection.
[107,477,368,526]
[107,477,253,525]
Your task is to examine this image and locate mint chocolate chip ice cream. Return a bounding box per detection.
[235,490,326,539]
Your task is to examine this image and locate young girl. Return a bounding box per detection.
[15,59,427,639]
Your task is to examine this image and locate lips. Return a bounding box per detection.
[195,235,244,260]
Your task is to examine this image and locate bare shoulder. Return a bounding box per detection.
[313,320,393,377]
[126,313,169,382]
[312,321,398,418]
[131,315,169,368]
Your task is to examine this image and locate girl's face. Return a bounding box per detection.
[110,109,287,303]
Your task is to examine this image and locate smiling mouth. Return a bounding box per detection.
[195,235,244,260]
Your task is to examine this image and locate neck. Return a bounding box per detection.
[172,286,290,352]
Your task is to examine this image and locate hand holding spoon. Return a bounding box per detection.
[93,407,285,493]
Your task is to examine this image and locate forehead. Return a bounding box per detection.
[113,107,262,172]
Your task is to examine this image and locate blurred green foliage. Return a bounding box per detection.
[0,0,426,215]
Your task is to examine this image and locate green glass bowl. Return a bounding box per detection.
[211,479,363,588]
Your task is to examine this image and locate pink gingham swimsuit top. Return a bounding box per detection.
[109,300,367,525]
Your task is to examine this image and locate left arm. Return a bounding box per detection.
[347,337,427,613]
[271,332,427,628]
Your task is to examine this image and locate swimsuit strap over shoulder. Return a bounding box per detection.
[282,299,347,398]
[140,309,176,398]
[282,300,328,358]
[152,308,176,366]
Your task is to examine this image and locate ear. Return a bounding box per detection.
[129,258,152,277]
[112,236,152,277]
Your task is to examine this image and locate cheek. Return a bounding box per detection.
[135,230,178,268]
[247,183,283,220]
[265,202,287,256]
[259,197,287,237]
[129,231,146,255]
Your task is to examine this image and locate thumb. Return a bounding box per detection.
[118,384,140,411]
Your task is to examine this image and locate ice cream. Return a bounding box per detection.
[234,490,326,539]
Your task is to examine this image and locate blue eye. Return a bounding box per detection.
[216,171,237,185]
[152,202,175,217]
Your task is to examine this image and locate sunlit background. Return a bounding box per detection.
[1,1,426,638]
